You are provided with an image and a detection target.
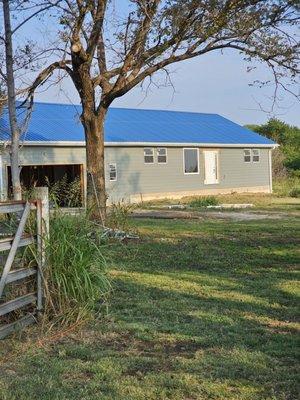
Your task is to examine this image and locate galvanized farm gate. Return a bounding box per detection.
[0,187,49,339]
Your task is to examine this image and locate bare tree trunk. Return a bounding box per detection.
[3,0,22,200]
[83,106,107,222]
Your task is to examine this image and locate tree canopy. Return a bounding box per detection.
[247,118,300,172]
[23,0,300,109]
[0,1,299,215]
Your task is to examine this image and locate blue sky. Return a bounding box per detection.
[15,3,300,128]
[36,50,300,127]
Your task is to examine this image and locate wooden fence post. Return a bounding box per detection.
[34,187,49,313]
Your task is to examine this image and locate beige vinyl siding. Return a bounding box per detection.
[105,147,271,202]
[218,148,269,188]
[17,146,86,165]
[0,145,271,202]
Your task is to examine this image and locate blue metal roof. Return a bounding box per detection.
[0,101,275,146]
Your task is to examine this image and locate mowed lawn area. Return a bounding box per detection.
[1,207,299,399]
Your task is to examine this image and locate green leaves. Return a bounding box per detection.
[247,118,300,174]
[44,213,110,325]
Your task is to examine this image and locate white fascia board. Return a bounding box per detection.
[0,140,86,147]
[0,140,278,148]
[105,142,278,148]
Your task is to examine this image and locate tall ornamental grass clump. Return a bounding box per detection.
[44,213,110,325]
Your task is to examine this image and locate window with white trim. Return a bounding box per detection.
[252,149,260,163]
[109,163,117,181]
[144,148,154,163]
[244,149,251,163]
[184,148,199,174]
[157,148,167,163]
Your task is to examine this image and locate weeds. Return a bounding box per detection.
[43,212,110,326]
[22,175,82,207]
[46,175,82,208]
[107,201,135,231]
[273,176,300,197]
[289,187,300,198]
[189,196,219,208]
[1,210,110,330]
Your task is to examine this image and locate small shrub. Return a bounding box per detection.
[291,169,300,178]
[274,176,300,197]
[189,196,219,208]
[107,201,135,231]
[289,187,300,198]
[272,148,288,179]
[44,213,110,325]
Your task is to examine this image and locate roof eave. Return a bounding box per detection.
[0,140,278,148]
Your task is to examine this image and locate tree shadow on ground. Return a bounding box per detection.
[1,217,299,400]
[23,273,296,400]
[114,223,299,316]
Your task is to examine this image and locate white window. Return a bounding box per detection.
[244,149,251,163]
[184,148,199,174]
[144,148,154,163]
[109,163,117,181]
[252,149,260,163]
[157,148,167,163]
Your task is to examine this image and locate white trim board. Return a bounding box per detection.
[0,154,4,200]
[0,140,278,148]
[268,149,273,193]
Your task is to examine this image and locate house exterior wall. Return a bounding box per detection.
[105,147,271,202]
[0,145,272,202]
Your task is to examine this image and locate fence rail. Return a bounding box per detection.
[0,235,36,252]
[0,187,49,339]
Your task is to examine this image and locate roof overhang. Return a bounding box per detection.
[0,140,278,148]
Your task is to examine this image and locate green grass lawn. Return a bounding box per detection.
[1,214,299,400]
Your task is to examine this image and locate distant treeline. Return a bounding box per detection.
[246,119,300,178]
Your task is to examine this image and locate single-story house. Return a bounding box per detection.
[0,102,276,204]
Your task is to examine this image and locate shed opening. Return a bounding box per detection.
[7,164,84,207]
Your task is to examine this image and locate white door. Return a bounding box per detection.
[204,151,218,184]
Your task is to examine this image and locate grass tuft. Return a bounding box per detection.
[288,186,300,198]
[44,212,110,325]
[273,176,300,197]
[107,201,136,230]
[189,196,219,208]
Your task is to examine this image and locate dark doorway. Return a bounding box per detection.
[7,164,84,207]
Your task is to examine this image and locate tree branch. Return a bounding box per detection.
[24,60,73,101]
[11,1,62,35]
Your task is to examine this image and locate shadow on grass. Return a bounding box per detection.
[111,276,297,352]
[25,273,297,400]
[1,217,299,400]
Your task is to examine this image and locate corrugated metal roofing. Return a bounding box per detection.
[0,101,275,146]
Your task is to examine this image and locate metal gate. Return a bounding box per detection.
[0,188,49,339]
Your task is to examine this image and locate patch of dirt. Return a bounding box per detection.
[60,328,203,361]
[131,209,295,221]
